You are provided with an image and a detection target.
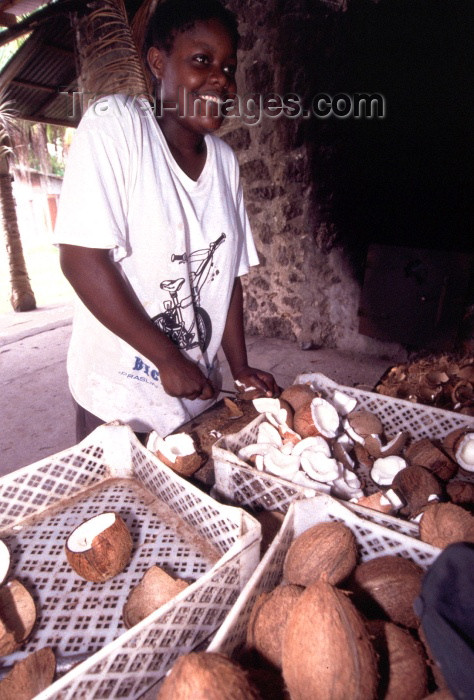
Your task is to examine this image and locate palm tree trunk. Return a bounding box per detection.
[0,152,36,311]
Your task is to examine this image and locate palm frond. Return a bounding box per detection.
[130,0,161,94]
[77,0,148,99]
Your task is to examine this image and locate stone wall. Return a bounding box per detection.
[221,0,402,354]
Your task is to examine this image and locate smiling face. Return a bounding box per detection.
[147,18,237,141]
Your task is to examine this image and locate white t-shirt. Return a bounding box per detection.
[54,94,259,434]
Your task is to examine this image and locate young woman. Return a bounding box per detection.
[54,0,278,440]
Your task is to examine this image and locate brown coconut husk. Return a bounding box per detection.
[280,384,316,412]
[405,439,458,482]
[350,555,423,628]
[123,565,188,628]
[446,480,474,509]
[366,620,428,700]
[392,465,443,518]
[283,522,358,587]
[419,502,474,548]
[347,410,384,438]
[65,512,133,583]
[282,580,378,700]
[156,651,261,700]
[246,584,304,669]
[0,580,36,657]
[292,402,318,438]
[0,647,55,700]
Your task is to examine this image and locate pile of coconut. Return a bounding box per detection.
[375,354,474,415]
[231,383,474,528]
[156,523,452,700]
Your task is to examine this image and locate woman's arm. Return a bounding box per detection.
[60,244,215,401]
[221,277,279,397]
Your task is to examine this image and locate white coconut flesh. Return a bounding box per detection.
[235,380,258,392]
[257,422,282,446]
[455,433,474,472]
[332,475,363,500]
[292,436,331,457]
[155,433,196,463]
[343,418,366,445]
[67,512,117,553]
[332,390,358,416]
[383,489,403,509]
[237,443,275,461]
[300,452,340,482]
[371,455,407,486]
[0,540,10,586]
[310,398,340,438]
[263,448,300,478]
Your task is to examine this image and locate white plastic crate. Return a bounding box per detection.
[212,372,474,518]
[0,423,260,699]
[208,494,440,659]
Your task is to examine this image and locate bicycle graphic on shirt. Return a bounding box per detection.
[151,233,226,352]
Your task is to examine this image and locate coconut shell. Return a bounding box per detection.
[157,449,203,477]
[283,522,358,587]
[366,620,428,700]
[356,492,394,514]
[123,565,188,628]
[0,580,36,657]
[391,465,442,518]
[65,513,133,583]
[280,384,316,412]
[347,410,384,437]
[293,403,318,438]
[419,502,474,548]
[282,580,378,700]
[0,647,56,700]
[353,442,374,469]
[350,555,423,628]
[405,439,457,482]
[446,480,474,508]
[246,584,304,669]
[156,651,261,700]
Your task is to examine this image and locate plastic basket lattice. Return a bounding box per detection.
[212,372,474,520]
[0,424,260,700]
[208,494,440,659]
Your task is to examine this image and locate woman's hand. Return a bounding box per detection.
[159,352,216,401]
[233,365,280,398]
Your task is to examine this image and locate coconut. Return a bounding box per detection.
[355,491,396,514]
[0,647,56,700]
[246,584,304,669]
[350,555,423,628]
[419,502,474,548]
[263,448,300,480]
[156,651,261,700]
[282,580,378,700]
[0,541,10,587]
[152,433,203,477]
[65,512,133,582]
[366,620,428,700]
[453,431,474,473]
[0,580,36,657]
[405,438,457,482]
[371,455,407,486]
[446,480,474,508]
[283,522,358,587]
[353,442,374,469]
[392,465,443,518]
[332,390,358,416]
[300,452,340,483]
[280,384,316,412]
[293,398,339,439]
[292,436,331,457]
[123,565,188,628]
[345,410,384,443]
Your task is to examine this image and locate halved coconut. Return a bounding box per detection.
[405,438,457,481]
[345,410,383,444]
[153,433,203,477]
[280,383,316,411]
[454,431,474,472]
[0,580,36,657]
[310,398,340,438]
[263,447,300,480]
[354,491,396,514]
[0,647,55,700]
[237,442,274,464]
[65,512,133,582]
[331,471,363,500]
[332,440,355,470]
[371,455,406,486]
[0,541,10,587]
[123,565,188,628]
[392,465,443,518]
